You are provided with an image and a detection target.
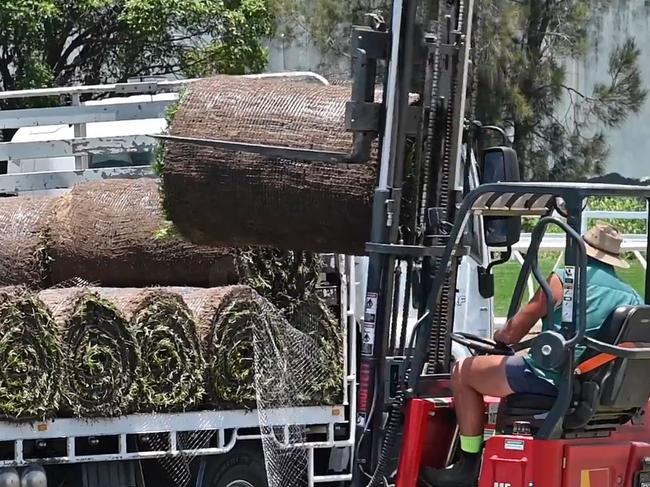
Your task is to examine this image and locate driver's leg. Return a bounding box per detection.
[421,356,513,487]
[453,356,513,438]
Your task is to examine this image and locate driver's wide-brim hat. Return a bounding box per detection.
[582,222,630,269]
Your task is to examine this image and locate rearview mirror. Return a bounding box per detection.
[481,147,522,247]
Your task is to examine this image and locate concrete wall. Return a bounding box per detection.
[555,1,650,179]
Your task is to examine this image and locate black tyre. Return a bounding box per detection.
[202,447,269,487]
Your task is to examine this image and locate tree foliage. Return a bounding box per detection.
[474,0,648,181]
[274,0,648,182]
[0,0,273,102]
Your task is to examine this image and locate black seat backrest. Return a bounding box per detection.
[586,306,650,409]
[497,306,650,437]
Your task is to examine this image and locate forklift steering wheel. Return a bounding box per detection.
[451,332,514,356]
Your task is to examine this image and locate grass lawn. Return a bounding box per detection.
[493,253,646,318]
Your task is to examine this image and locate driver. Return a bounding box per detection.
[421,223,643,487]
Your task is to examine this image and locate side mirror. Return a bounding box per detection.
[481,147,522,247]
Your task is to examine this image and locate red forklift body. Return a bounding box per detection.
[397,398,650,487]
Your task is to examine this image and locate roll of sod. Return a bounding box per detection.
[39,289,139,417]
[0,287,64,420]
[94,288,205,413]
[174,286,262,408]
[48,178,237,287]
[160,75,377,254]
[288,297,343,405]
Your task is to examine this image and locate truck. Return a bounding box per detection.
[0,72,492,487]
[156,1,650,487]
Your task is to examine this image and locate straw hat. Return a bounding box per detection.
[582,222,630,269]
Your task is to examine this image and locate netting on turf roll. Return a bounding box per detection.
[48,178,237,287]
[39,288,139,417]
[0,196,54,287]
[161,75,377,254]
[236,248,343,405]
[289,296,343,405]
[0,287,64,420]
[93,288,205,413]
[252,290,336,487]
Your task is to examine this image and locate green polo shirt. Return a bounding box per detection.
[524,258,643,386]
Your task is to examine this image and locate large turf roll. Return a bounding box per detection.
[175,286,262,408]
[94,288,205,413]
[161,76,377,254]
[49,178,237,287]
[0,288,64,419]
[39,289,139,417]
[0,196,54,287]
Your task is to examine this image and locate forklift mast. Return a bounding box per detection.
[353,0,476,484]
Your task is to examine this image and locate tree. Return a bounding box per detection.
[273,0,648,181]
[0,0,273,101]
[473,0,648,181]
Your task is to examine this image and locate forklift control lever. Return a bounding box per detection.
[451,332,515,356]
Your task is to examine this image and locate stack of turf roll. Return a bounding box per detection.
[159,75,378,254]
[48,178,237,287]
[94,288,205,413]
[0,287,64,420]
[0,196,54,287]
[39,289,139,417]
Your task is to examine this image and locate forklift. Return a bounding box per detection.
[161,0,650,485]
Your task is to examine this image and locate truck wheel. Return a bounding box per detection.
[202,447,269,487]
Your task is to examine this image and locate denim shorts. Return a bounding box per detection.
[505,356,559,396]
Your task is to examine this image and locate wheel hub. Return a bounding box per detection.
[226,481,255,487]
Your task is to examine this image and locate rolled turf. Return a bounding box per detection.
[39,289,139,417]
[94,288,205,413]
[0,196,54,287]
[174,286,261,408]
[235,248,343,404]
[288,297,343,405]
[48,178,237,287]
[160,75,377,254]
[0,287,64,420]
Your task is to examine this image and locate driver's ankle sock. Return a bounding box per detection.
[460,435,483,455]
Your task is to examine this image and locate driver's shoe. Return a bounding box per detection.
[420,452,481,487]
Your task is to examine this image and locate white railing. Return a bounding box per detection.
[0,73,329,194]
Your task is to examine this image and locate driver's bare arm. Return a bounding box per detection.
[494,273,564,345]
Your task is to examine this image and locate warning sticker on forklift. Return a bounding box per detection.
[504,439,525,451]
[562,266,575,323]
[364,293,378,324]
[361,324,375,356]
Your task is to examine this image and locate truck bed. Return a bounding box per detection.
[0,405,346,467]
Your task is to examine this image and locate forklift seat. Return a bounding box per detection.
[497,306,650,437]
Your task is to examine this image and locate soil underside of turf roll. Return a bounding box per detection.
[48,178,238,287]
[0,196,54,287]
